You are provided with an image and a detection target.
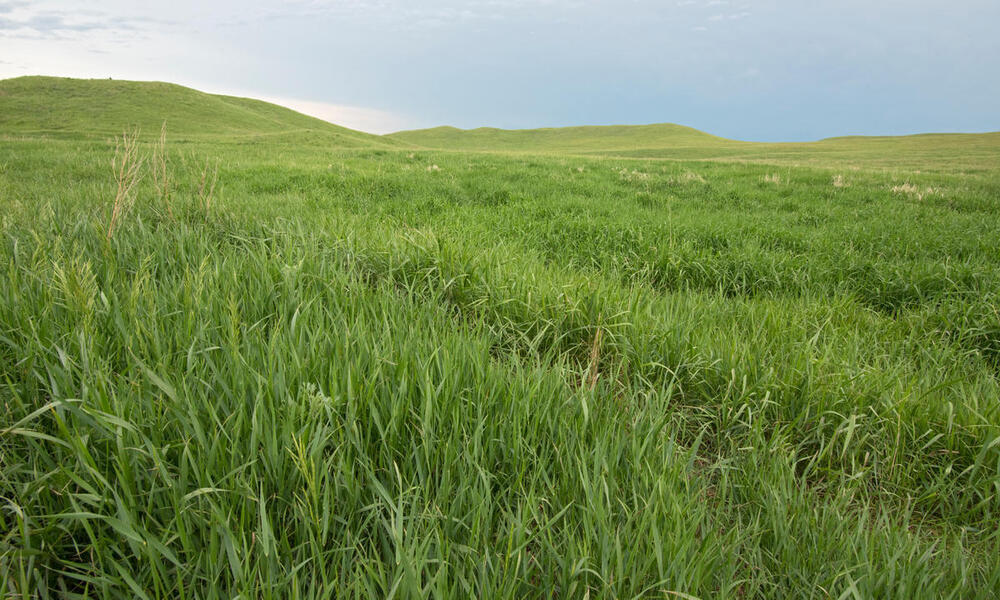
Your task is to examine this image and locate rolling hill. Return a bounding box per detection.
[387,123,738,153]
[0,76,396,147]
[2,76,998,172]
[391,123,1000,172]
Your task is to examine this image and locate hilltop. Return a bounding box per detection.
[0,76,396,147]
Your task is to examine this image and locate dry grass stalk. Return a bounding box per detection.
[198,159,219,213]
[107,128,145,239]
[585,327,603,391]
[151,121,172,219]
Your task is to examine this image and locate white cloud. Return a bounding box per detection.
[252,95,419,134]
[0,3,167,39]
[256,0,582,25]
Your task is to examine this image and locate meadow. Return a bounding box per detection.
[2,77,1000,598]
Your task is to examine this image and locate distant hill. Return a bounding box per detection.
[0,76,396,147]
[3,76,996,171]
[391,123,1000,172]
[388,123,739,153]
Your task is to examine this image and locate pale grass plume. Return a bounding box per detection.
[831,174,848,188]
[762,173,782,184]
[107,128,145,239]
[619,167,650,181]
[891,183,937,200]
[674,170,706,184]
[52,255,98,317]
[198,159,220,213]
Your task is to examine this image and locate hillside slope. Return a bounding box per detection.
[0,76,396,147]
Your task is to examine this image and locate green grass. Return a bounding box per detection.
[2,77,1000,598]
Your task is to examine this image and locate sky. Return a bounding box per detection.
[1,0,998,140]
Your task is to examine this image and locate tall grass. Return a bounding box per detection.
[1,131,999,598]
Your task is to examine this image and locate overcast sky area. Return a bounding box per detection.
[1,0,998,139]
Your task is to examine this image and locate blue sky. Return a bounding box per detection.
[1,0,998,139]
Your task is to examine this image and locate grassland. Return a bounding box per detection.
[2,77,999,599]
[391,124,1000,174]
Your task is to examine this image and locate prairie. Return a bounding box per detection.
[2,77,999,599]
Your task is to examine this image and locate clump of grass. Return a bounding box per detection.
[891,182,938,200]
[106,124,222,234]
[673,170,706,183]
[619,167,650,181]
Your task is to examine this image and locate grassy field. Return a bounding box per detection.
[391,125,1000,174]
[2,77,999,599]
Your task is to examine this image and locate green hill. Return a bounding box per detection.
[388,123,737,153]
[0,76,395,147]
